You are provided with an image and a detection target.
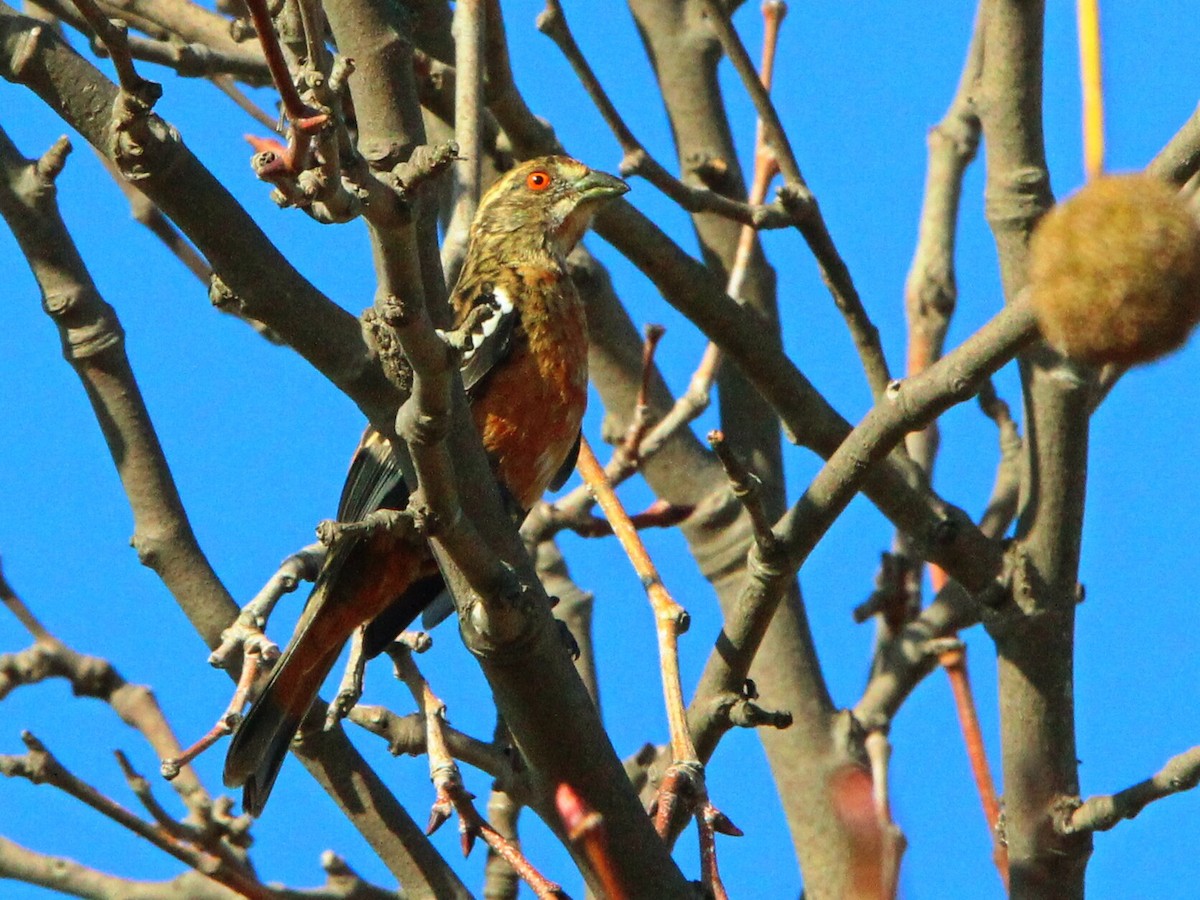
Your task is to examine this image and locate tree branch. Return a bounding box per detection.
[1062,746,1200,835]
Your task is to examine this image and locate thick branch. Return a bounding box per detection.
[323,3,690,892]
[0,6,403,429]
[692,296,1037,755]
[0,125,236,645]
[977,2,1091,897]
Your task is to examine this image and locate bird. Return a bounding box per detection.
[223,155,628,816]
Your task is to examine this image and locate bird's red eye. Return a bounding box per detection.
[526,171,551,191]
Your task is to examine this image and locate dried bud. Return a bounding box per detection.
[1029,173,1200,365]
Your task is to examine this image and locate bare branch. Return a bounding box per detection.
[0,124,237,645]
[0,733,269,899]
[696,0,892,398]
[1062,746,1200,835]
[864,732,905,900]
[388,647,567,899]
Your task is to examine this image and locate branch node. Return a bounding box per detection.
[36,136,72,181]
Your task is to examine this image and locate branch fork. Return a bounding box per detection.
[388,645,565,898]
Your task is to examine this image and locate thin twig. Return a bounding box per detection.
[697,0,891,398]
[65,0,160,101]
[976,380,1023,541]
[536,0,791,230]
[1077,0,1105,180]
[241,0,322,128]
[0,569,212,814]
[902,1,984,471]
[1061,745,1200,834]
[212,74,279,131]
[708,430,778,553]
[388,647,566,898]
[575,437,738,891]
[0,560,50,641]
[178,544,325,772]
[621,324,665,463]
[575,438,692,762]
[347,704,511,780]
[939,642,1008,887]
[0,733,270,900]
[208,542,326,670]
[326,627,369,729]
[163,651,260,779]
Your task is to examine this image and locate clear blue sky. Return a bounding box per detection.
[2,3,1198,897]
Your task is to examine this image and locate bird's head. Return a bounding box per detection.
[469,156,628,261]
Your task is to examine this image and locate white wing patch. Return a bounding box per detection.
[460,285,515,369]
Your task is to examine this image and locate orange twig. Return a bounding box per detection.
[939,637,1009,888]
[576,437,692,761]
[161,651,260,779]
[390,647,564,898]
[556,783,628,900]
[576,437,738,896]
[1077,0,1105,181]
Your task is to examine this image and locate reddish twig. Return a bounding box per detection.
[556,783,627,900]
[162,649,262,780]
[241,0,328,177]
[621,323,666,464]
[388,647,565,898]
[575,437,738,892]
[242,0,323,130]
[551,498,694,539]
[179,544,324,773]
[576,438,690,760]
[939,640,1008,887]
[727,0,785,302]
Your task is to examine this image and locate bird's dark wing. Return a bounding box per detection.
[459,283,520,395]
[334,283,520,523]
[336,427,411,523]
[321,281,524,651]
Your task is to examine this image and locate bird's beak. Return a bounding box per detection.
[576,169,629,201]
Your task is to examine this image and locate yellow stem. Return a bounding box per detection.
[1077,0,1105,180]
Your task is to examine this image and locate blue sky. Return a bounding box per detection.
[2,3,1198,897]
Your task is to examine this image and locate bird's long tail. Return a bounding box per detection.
[222,606,345,817]
[223,536,427,816]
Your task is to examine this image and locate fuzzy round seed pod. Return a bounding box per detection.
[1029,173,1200,365]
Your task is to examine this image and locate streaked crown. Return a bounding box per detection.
[470,156,628,260]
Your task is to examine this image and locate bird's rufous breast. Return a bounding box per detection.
[472,266,588,509]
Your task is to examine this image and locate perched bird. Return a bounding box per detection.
[224,156,628,815]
